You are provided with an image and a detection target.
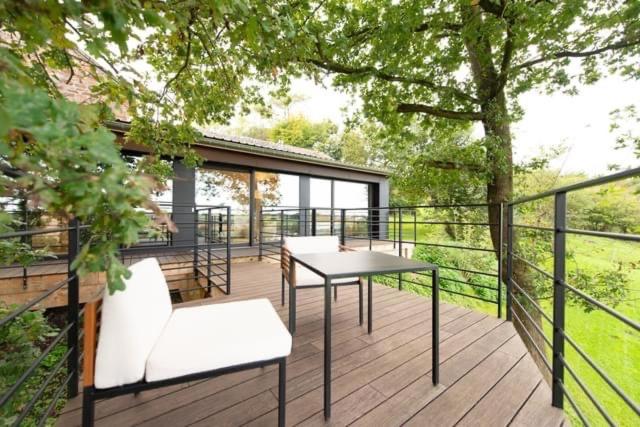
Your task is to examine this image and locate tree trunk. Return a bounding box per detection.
[459,1,550,379]
[483,95,550,381]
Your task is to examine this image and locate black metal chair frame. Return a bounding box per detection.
[281,245,363,334]
[81,299,287,427]
[82,358,286,427]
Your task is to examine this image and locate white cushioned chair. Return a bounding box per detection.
[82,258,291,427]
[281,236,363,334]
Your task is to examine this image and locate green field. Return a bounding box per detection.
[381,218,639,426]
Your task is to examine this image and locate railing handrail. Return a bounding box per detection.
[510,166,640,205]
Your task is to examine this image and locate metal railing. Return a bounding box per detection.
[0,203,230,425]
[0,221,81,426]
[194,206,231,295]
[259,204,503,316]
[507,166,640,425]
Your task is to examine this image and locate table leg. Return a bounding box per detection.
[324,276,332,419]
[368,276,373,334]
[432,268,439,385]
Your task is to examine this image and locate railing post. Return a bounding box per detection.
[207,208,212,295]
[312,208,317,236]
[506,204,513,322]
[330,208,335,236]
[193,209,199,284]
[497,203,503,319]
[368,209,372,251]
[552,192,567,408]
[413,209,417,243]
[340,209,346,246]
[392,209,396,249]
[280,210,284,245]
[258,208,263,261]
[67,218,80,397]
[398,207,403,291]
[226,206,231,295]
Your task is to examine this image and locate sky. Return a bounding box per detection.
[235,75,640,177]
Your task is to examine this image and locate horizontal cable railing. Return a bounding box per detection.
[507,165,640,425]
[0,203,230,425]
[259,203,504,316]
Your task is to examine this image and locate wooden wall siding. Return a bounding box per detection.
[56,261,564,427]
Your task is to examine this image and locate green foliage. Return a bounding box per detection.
[268,115,337,150]
[0,304,67,426]
[0,0,303,292]
[0,79,163,293]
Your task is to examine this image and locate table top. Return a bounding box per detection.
[291,251,437,279]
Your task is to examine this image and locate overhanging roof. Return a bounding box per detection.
[105,120,390,178]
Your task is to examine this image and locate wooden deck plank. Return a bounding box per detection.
[456,355,542,426]
[56,260,563,427]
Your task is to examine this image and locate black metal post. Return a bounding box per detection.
[392,209,396,249]
[552,192,567,408]
[193,210,199,284]
[432,267,439,385]
[312,208,317,236]
[506,204,514,322]
[368,209,372,251]
[226,206,231,295]
[324,276,332,419]
[340,209,346,246]
[413,209,417,243]
[258,208,263,261]
[207,209,212,295]
[280,210,284,246]
[22,207,28,289]
[249,170,256,246]
[497,203,504,319]
[368,276,373,333]
[398,207,403,291]
[278,359,286,427]
[330,208,335,236]
[67,218,80,397]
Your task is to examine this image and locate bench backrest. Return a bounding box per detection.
[90,258,172,389]
[283,235,340,255]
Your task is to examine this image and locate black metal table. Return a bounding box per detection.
[290,251,439,419]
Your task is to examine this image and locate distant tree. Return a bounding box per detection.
[269,115,338,150]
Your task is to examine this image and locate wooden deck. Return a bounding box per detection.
[56,261,564,426]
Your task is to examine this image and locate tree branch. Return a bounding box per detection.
[396,103,484,121]
[161,29,193,101]
[422,159,485,172]
[516,37,640,69]
[476,0,506,17]
[306,57,479,104]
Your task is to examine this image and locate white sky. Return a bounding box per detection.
[235,75,640,177]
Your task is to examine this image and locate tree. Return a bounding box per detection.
[268,115,338,150]
[263,0,639,367]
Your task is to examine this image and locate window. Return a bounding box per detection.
[196,168,251,244]
[333,181,369,209]
[310,178,332,208]
[255,172,299,242]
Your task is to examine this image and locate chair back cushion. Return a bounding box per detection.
[284,235,340,255]
[94,257,172,389]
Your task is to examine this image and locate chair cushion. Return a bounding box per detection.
[94,258,172,389]
[283,235,340,254]
[145,299,292,382]
[295,265,359,287]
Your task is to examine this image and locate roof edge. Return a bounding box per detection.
[104,120,390,177]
